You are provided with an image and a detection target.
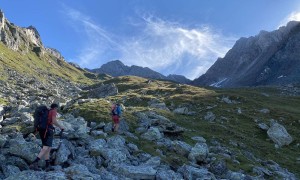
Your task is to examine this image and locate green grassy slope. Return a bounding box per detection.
[0,43,95,84]
[65,76,300,177]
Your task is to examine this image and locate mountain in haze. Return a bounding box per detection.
[88,60,192,84]
[193,21,300,87]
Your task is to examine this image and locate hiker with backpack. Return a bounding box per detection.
[30,103,64,170]
[111,102,122,132]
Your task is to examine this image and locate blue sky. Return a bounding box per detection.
[1,0,300,79]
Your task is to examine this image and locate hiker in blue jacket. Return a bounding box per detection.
[111,103,122,132]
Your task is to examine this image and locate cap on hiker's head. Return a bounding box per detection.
[51,103,59,109]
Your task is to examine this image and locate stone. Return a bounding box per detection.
[188,142,209,163]
[171,140,192,157]
[267,123,293,147]
[204,111,216,122]
[141,127,163,141]
[258,123,269,130]
[178,165,216,180]
[113,163,157,180]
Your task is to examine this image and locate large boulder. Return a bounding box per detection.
[141,127,163,141]
[178,165,216,180]
[4,170,67,180]
[171,140,192,157]
[267,123,293,147]
[85,83,118,98]
[8,135,40,163]
[156,169,183,180]
[113,164,157,180]
[188,142,209,163]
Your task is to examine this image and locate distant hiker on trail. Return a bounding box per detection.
[111,102,122,132]
[30,103,64,170]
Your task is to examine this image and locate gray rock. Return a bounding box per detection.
[253,166,273,176]
[156,169,183,180]
[204,111,216,122]
[209,160,228,176]
[86,83,118,98]
[8,135,40,163]
[0,134,8,148]
[113,163,157,180]
[100,148,127,164]
[188,142,209,163]
[171,140,192,157]
[142,156,161,168]
[258,123,269,131]
[178,165,216,180]
[259,108,270,114]
[107,135,126,149]
[88,139,107,156]
[64,164,101,179]
[226,170,247,180]
[54,140,72,165]
[5,170,67,180]
[73,156,99,174]
[5,156,29,171]
[173,107,189,114]
[127,143,139,153]
[267,123,293,147]
[192,136,207,143]
[141,127,163,141]
[1,165,20,178]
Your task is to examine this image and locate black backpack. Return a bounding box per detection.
[34,105,50,130]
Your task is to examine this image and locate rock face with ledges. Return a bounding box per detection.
[0,10,43,52]
[193,21,300,87]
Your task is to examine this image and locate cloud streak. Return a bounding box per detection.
[279,11,300,27]
[62,6,236,79]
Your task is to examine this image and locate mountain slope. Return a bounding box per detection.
[0,10,95,84]
[193,21,300,87]
[89,60,191,84]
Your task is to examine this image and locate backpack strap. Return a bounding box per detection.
[43,109,54,138]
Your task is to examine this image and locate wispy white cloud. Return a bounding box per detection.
[279,11,300,27]
[62,5,120,68]
[121,16,235,79]
[62,6,236,79]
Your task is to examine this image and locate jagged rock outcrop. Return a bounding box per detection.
[83,83,118,98]
[193,21,300,87]
[0,10,43,52]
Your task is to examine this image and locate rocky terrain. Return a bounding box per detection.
[193,21,300,88]
[0,9,299,180]
[0,71,299,179]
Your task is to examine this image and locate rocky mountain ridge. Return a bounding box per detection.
[88,60,192,84]
[0,10,96,86]
[193,21,300,87]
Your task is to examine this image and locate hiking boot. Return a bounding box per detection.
[29,162,40,171]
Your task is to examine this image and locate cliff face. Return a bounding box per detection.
[0,10,95,85]
[193,21,300,87]
[0,10,43,53]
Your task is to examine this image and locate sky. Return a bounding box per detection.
[1,0,300,80]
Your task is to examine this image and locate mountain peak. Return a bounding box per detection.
[88,60,191,84]
[193,21,300,87]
